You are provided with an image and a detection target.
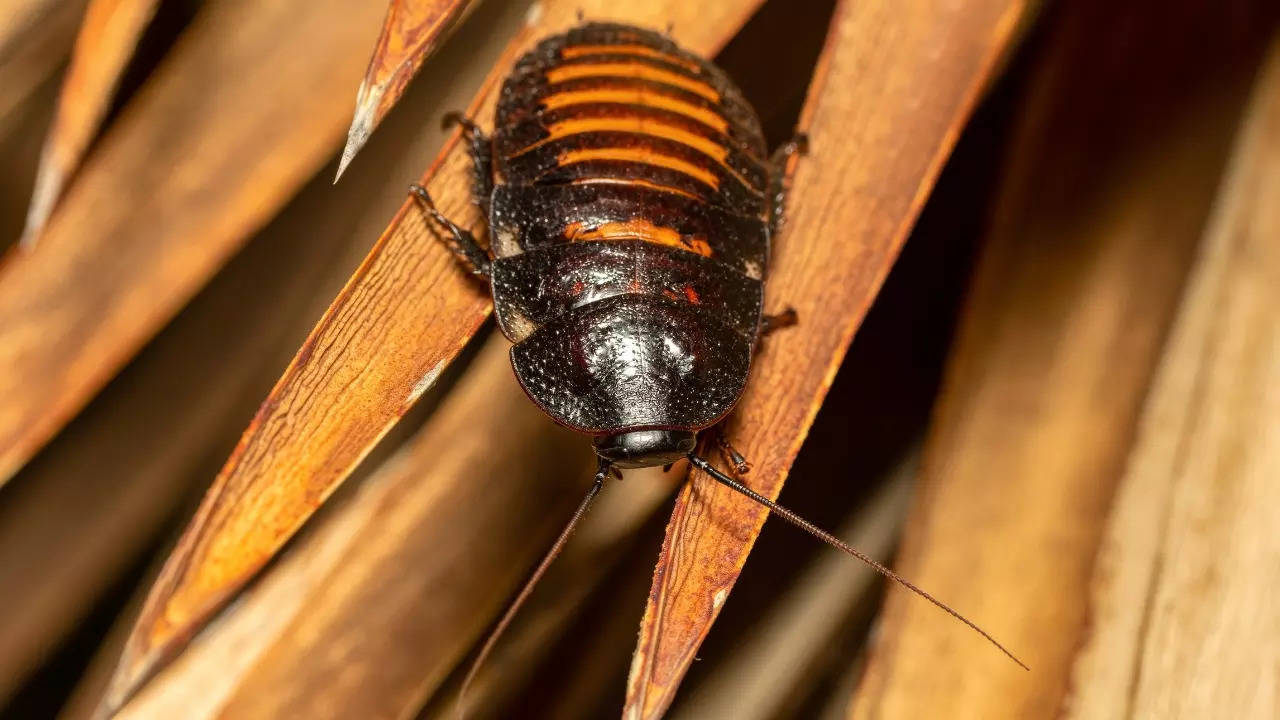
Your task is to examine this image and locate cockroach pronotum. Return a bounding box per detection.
[409,20,1026,709]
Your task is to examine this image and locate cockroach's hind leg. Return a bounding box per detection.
[768,132,809,237]
[408,184,492,278]
[441,111,494,211]
[715,433,752,476]
[770,133,809,167]
[761,307,799,337]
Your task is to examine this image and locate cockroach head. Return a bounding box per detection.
[593,429,696,469]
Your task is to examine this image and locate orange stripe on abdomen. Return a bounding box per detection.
[557,147,720,190]
[567,178,704,203]
[564,218,713,257]
[545,63,719,102]
[560,44,703,73]
[540,88,729,133]
[519,116,729,164]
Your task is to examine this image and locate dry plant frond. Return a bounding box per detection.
[669,458,914,720]
[0,1,1271,718]
[0,1,89,134]
[22,0,162,246]
[104,336,595,720]
[1064,38,1280,719]
[847,3,1278,718]
[337,0,476,180]
[99,0,767,713]
[622,1,1030,716]
[0,0,389,485]
[0,3,534,707]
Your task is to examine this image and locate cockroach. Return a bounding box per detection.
[409,21,1026,709]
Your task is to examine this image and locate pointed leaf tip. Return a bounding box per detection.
[336,0,474,181]
[22,0,164,245]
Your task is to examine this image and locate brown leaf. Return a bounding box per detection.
[0,0,388,484]
[21,0,162,246]
[335,0,475,181]
[421,468,675,720]
[845,3,1277,719]
[0,0,87,132]
[0,3,527,699]
[1064,40,1280,720]
[669,459,914,720]
[29,9,531,714]
[622,1,1031,716]
[100,0,767,714]
[104,336,594,720]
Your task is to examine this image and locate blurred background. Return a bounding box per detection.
[0,0,1276,718]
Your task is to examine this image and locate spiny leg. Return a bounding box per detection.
[761,307,799,337]
[442,111,494,213]
[408,184,491,277]
[768,133,809,238]
[715,432,752,476]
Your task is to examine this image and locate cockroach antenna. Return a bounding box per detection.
[455,458,612,719]
[686,454,1030,672]
[423,22,1026,716]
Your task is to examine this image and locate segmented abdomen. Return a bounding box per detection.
[494,23,770,225]
[488,23,769,433]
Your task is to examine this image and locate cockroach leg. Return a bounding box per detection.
[771,133,810,165]
[408,184,492,277]
[768,133,809,237]
[761,307,799,336]
[715,433,752,476]
[442,111,494,211]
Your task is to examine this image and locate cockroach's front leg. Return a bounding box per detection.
[408,184,492,278]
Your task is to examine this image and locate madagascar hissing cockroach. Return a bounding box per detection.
[408,21,1026,706]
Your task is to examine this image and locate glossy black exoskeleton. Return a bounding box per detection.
[410,23,1025,708]
[412,22,801,469]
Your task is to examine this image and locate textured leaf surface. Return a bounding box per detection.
[109,338,606,719]
[623,1,1030,717]
[101,0,766,714]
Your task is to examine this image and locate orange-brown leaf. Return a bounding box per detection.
[335,0,475,180]
[0,0,388,485]
[22,0,162,246]
[100,0,766,714]
[0,0,87,129]
[622,1,1030,717]
[106,337,597,720]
